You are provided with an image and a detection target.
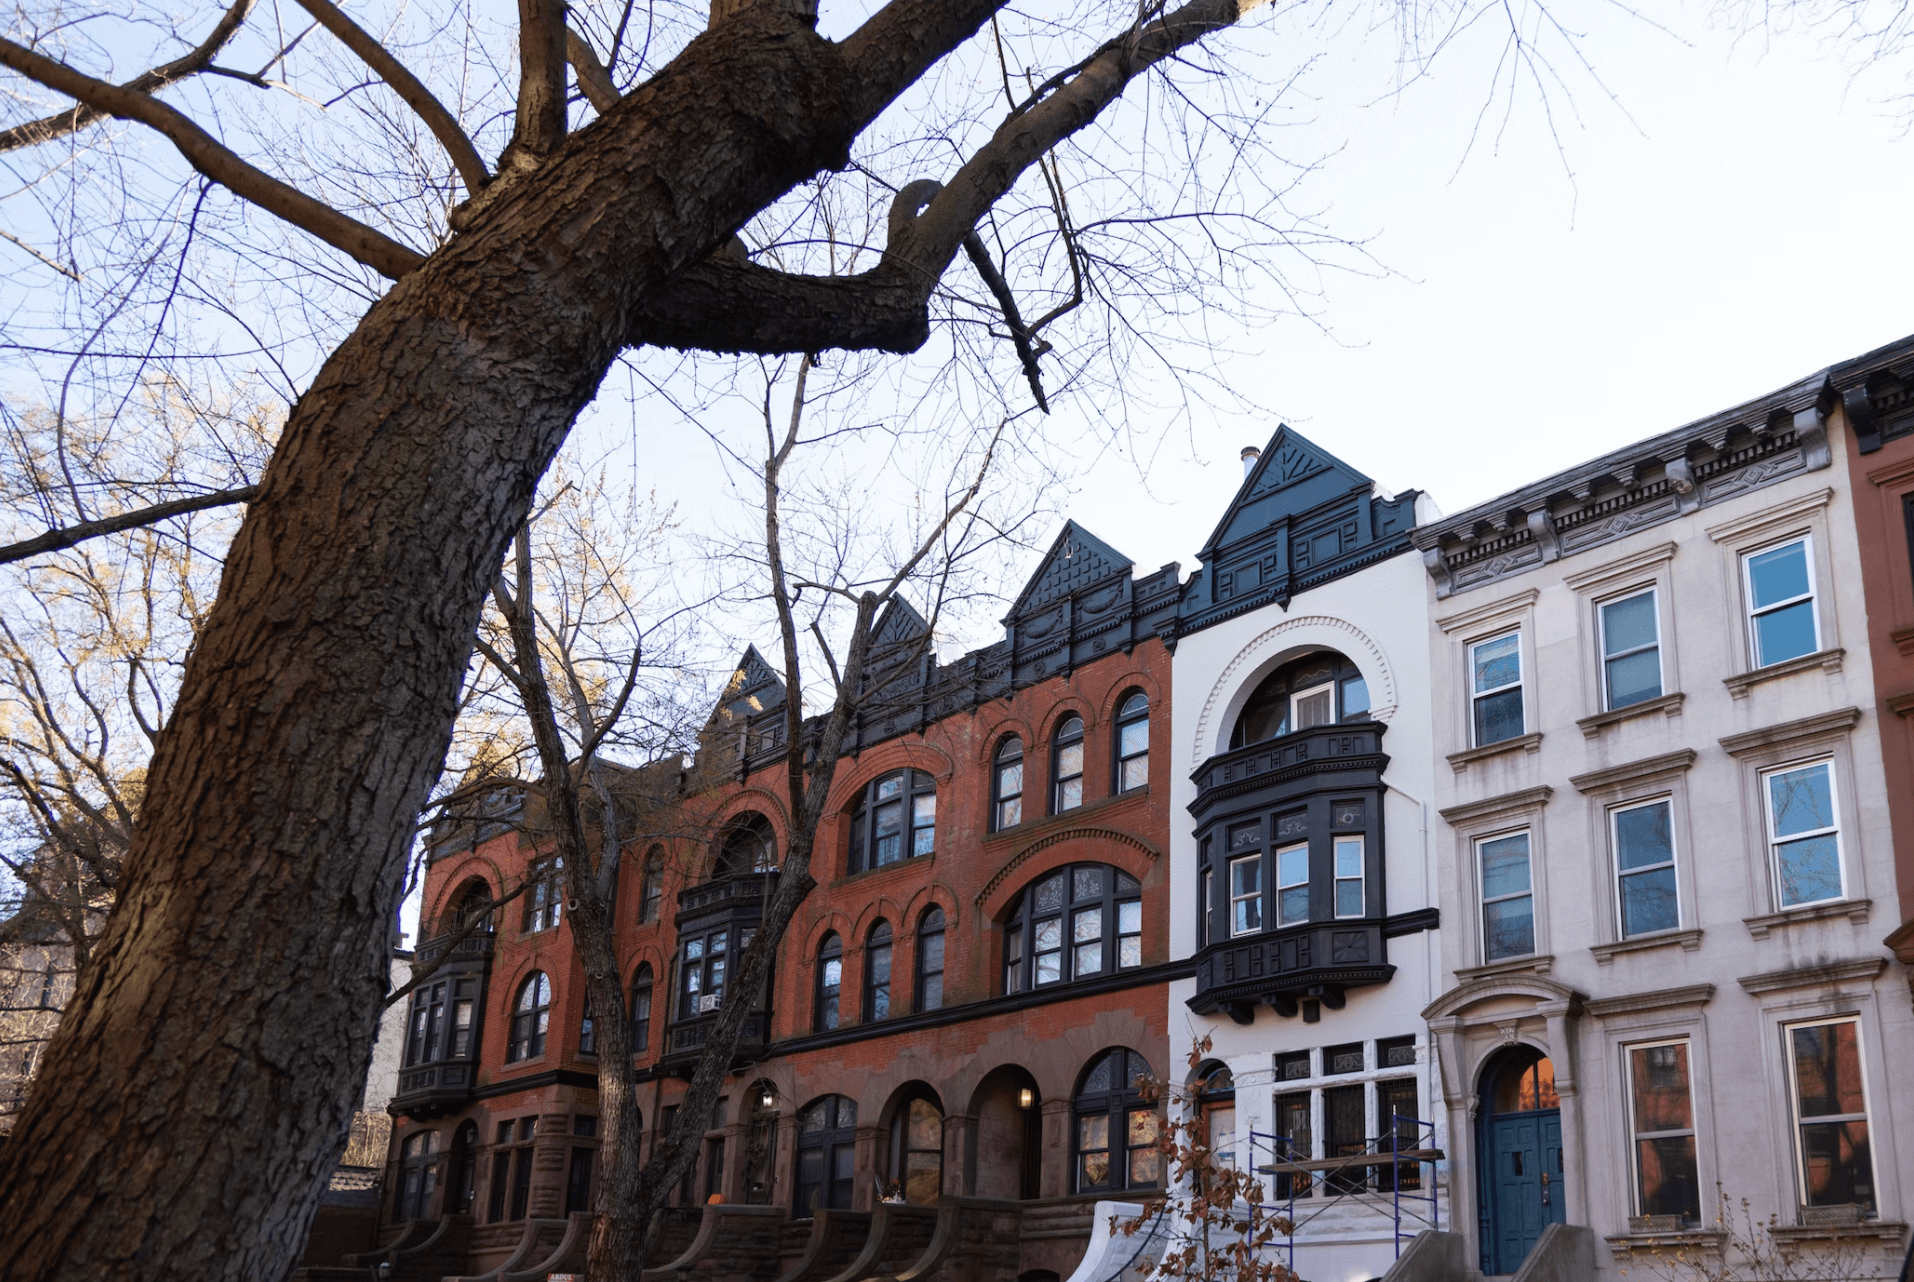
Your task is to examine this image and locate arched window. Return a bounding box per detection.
[794,1095,858,1218]
[630,963,654,1053]
[716,814,777,878]
[891,1094,945,1204]
[522,858,564,933]
[993,738,1024,830]
[1003,864,1143,994]
[397,1129,441,1219]
[1115,692,1149,792]
[640,848,665,923]
[1052,716,1086,813]
[916,907,946,1012]
[815,933,843,1032]
[847,770,936,872]
[508,972,551,1062]
[452,878,494,934]
[865,921,893,1021]
[1230,651,1371,749]
[1074,1048,1159,1193]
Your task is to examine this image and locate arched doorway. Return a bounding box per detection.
[1476,1046,1564,1275]
[794,1095,857,1218]
[969,1065,1042,1200]
[446,1120,478,1216]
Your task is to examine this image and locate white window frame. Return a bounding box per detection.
[1742,535,1821,669]
[1622,1037,1699,1219]
[1782,1016,1876,1215]
[1276,842,1310,927]
[1761,758,1846,910]
[1476,829,1535,963]
[1333,836,1364,919]
[1229,855,1262,938]
[1469,631,1524,747]
[1598,587,1663,711]
[1290,681,1336,731]
[1610,797,1680,939]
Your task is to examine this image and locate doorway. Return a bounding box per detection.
[1477,1046,1564,1274]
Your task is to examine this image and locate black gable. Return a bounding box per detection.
[1178,425,1420,635]
[1008,521,1134,618]
[710,644,786,729]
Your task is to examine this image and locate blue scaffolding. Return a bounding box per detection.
[1247,1111,1443,1275]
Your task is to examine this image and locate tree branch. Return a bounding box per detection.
[0,487,257,568]
[0,0,256,154]
[567,27,621,114]
[512,0,570,159]
[290,0,491,194]
[961,232,1049,412]
[0,37,426,280]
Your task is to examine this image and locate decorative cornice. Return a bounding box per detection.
[1584,983,1715,1018]
[1743,898,1871,939]
[1590,929,1704,966]
[1703,487,1834,544]
[1718,706,1862,757]
[1423,967,1582,1021]
[1439,785,1554,827]
[1452,953,1555,983]
[1737,955,1887,996]
[1570,749,1698,794]
[974,825,1160,907]
[1435,588,1541,636]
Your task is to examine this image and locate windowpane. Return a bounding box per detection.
[1472,633,1520,693]
[1756,602,1818,666]
[1614,801,1678,937]
[1293,685,1334,729]
[1790,1022,1875,1211]
[1747,540,1818,666]
[1473,688,1524,745]
[1620,866,1679,937]
[1118,900,1141,935]
[1119,720,1148,758]
[1769,765,1835,837]
[1767,764,1843,907]
[1334,836,1363,918]
[1229,856,1262,936]
[1036,875,1065,914]
[1603,591,1658,655]
[1277,844,1309,927]
[1606,650,1663,709]
[1749,541,1811,609]
[1341,676,1370,720]
[1074,906,1102,942]
[1479,834,1532,898]
[1615,803,1672,870]
[1483,898,1534,960]
[1074,867,1105,900]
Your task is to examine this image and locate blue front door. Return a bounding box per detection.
[1487,1110,1564,1273]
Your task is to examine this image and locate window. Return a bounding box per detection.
[1613,799,1678,937]
[1115,692,1149,792]
[566,1124,597,1217]
[1745,537,1819,667]
[794,1095,857,1218]
[1232,650,1368,747]
[893,1096,945,1204]
[1333,836,1364,918]
[1074,1048,1160,1193]
[1292,682,1335,731]
[916,908,945,1012]
[579,994,596,1057]
[640,848,664,923]
[865,921,892,1021]
[630,963,653,1053]
[1229,855,1263,937]
[1470,632,1524,746]
[847,771,937,872]
[716,815,777,877]
[815,933,842,1032]
[1276,843,1309,927]
[1626,1040,1700,1221]
[1478,832,1534,961]
[396,1130,440,1220]
[745,1086,778,1205]
[1003,864,1142,992]
[1272,1091,1313,1199]
[1197,1066,1237,1170]
[1323,1042,1364,1075]
[489,1117,537,1222]
[523,858,564,933]
[1764,761,1844,908]
[679,928,729,1017]
[1052,715,1086,813]
[1377,1036,1417,1068]
[1323,1084,1367,1193]
[1599,589,1662,709]
[446,1120,479,1216]
[405,974,479,1068]
[993,738,1024,830]
[1787,1019,1875,1213]
[507,972,551,1062]
[1376,1077,1422,1193]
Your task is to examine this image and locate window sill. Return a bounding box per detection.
[1605,1229,1725,1260]
[1446,732,1542,773]
[1723,648,1845,700]
[1577,693,1685,739]
[1768,1220,1907,1249]
[982,789,1142,846]
[833,852,935,887]
[1453,953,1553,982]
[1590,928,1702,965]
[1743,898,1871,939]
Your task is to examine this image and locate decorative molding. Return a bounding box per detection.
[1562,541,1679,593]
[1435,588,1541,636]
[1737,955,1887,996]
[1766,1221,1907,1251]
[1718,706,1862,757]
[1577,693,1685,739]
[1584,982,1715,1017]
[1187,614,1399,768]
[1439,785,1554,827]
[1606,1230,1726,1260]
[1703,487,1834,545]
[1422,966,1581,1022]
[1452,953,1556,984]
[1886,690,1914,717]
[1743,898,1872,939]
[975,825,1160,906]
[1723,648,1846,699]
[1447,732,1543,773]
[1589,930,1704,967]
[1570,749,1698,794]
[1892,627,1914,658]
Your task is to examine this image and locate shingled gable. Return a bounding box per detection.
[1006,520,1135,621]
[709,644,787,729]
[1177,424,1422,635]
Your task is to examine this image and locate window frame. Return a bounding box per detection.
[639,849,664,923]
[864,920,893,1022]
[1610,797,1681,939]
[992,737,1025,832]
[1072,1048,1161,1194]
[1290,680,1336,732]
[1761,758,1847,910]
[814,933,843,1032]
[1332,835,1365,919]
[1783,1016,1877,1215]
[1598,587,1664,711]
[1003,863,1143,993]
[1469,630,1525,747]
[1228,853,1263,938]
[847,770,937,873]
[1051,715,1086,814]
[522,858,564,934]
[630,963,653,1054]
[506,972,551,1063]
[915,907,946,1012]
[678,926,731,1018]
[1742,534,1822,670]
[1622,1037,1700,1222]
[1476,829,1536,963]
[1275,842,1309,927]
[1115,691,1149,793]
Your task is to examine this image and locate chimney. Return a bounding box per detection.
[1241,445,1261,478]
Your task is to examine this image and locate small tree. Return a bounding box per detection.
[1614,1186,1892,1282]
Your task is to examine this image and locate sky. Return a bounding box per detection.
[578,2,1914,628]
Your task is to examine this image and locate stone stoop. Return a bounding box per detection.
[1019,1199,1099,1243]
[776,1210,875,1282]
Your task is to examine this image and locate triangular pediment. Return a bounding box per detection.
[1200,425,1375,558]
[1008,521,1134,619]
[709,644,786,728]
[869,598,931,659]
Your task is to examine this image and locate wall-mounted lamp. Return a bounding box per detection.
[1018,1088,1035,1109]
[760,1088,776,1109]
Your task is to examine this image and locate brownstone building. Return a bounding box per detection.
[364,523,1184,1279]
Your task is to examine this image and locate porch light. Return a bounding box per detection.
[761,1088,776,1109]
[1019,1088,1034,1109]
